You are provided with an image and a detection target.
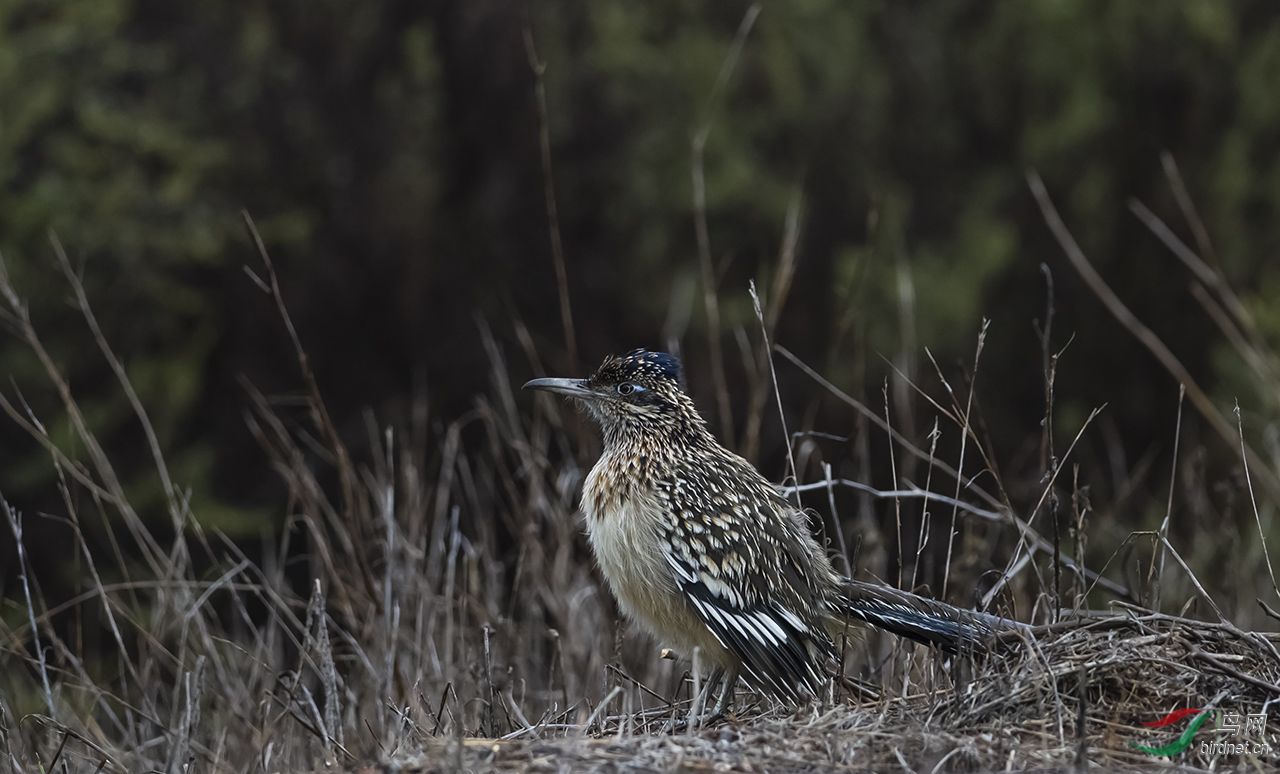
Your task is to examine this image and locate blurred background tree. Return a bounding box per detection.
[2,0,1278,599]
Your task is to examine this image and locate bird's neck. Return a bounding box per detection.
[598,414,714,462]
[585,411,717,520]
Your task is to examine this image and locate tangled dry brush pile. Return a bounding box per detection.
[2,232,1280,773]
[389,612,1280,772]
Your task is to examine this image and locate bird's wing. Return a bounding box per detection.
[656,460,835,701]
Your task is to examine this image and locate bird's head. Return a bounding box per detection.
[523,349,702,443]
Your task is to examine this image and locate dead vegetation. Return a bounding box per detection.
[374,610,1280,772]
[1,186,1278,773]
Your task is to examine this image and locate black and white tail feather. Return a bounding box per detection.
[838,581,1025,655]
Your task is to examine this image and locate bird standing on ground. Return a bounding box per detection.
[524,349,1019,712]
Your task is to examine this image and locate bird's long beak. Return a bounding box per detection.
[522,377,597,400]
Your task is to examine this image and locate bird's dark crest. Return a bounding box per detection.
[594,349,684,389]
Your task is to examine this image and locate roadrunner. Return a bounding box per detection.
[525,349,1019,712]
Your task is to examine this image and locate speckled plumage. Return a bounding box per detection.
[526,349,1019,704]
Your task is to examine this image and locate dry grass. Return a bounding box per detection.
[5,6,1280,770]
[2,187,1279,772]
[376,612,1280,772]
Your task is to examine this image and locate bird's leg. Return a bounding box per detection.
[711,666,739,717]
[686,666,723,727]
[665,665,725,732]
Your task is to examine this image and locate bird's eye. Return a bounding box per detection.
[616,382,643,396]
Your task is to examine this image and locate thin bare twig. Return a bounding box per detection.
[1236,401,1280,602]
[49,234,180,520]
[744,191,803,461]
[522,23,578,371]
[1161,153,1217,266]
[1151,385,1185,611]
[1,501,56,719]
[748,280,799,503]
[943,320,988,599]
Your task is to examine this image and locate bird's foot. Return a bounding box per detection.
[661,708,728,733]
